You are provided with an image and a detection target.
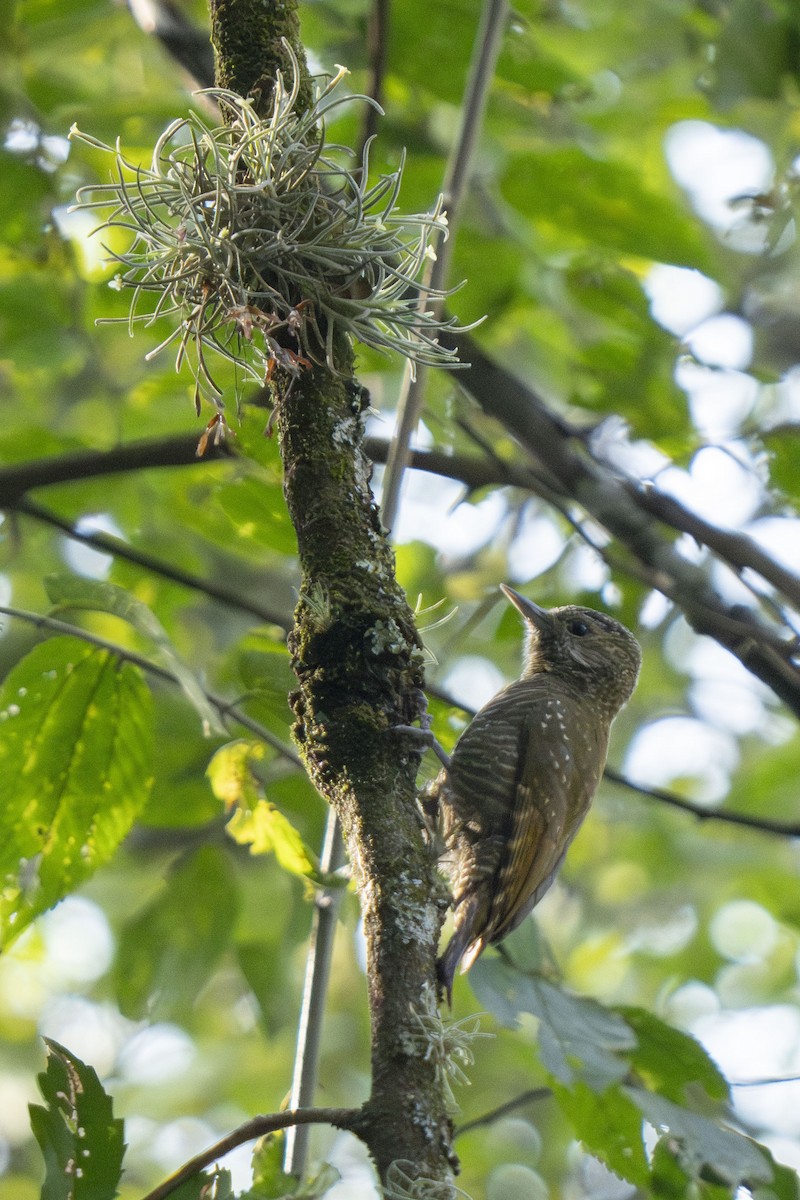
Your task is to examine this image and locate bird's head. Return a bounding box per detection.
[501,584,641,715]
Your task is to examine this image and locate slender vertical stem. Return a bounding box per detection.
[380,0,509,531]
[284,811,346,1175]
[357,0,391,162]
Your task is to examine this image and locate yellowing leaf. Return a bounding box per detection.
[210,740,336,891]
[207,739,265,809]
[228,797,321,877]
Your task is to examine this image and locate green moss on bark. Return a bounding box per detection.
[210,0,312,114]
[276,349,454,1181]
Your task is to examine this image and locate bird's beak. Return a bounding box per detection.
[500,584,553,633]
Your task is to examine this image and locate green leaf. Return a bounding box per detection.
[249,1135,340,1200]
[0,150,55,242]
[625,1087,774,1190]
[755,1154,800,1200]
[551,1081,650,1187]
[291,1163,341,1200]
[113,846,238,1020]
[502,147,712,268]
[207,739,265,807]
[469,959,636,1089]
[620,1006,729,1104]
[649,1138,694,1200]
[250,1134,295,1199]
[237,941,290,1037]
[227,798,323,881]
[44,575,222,734]
[710,0,800,106]
[762,429,800,506]
[29,1038,125,1200]
[215,475,299,555]
[229,408,285,473]
[209,741,334,889]
[140,693,228,829]
[0,636,153,949]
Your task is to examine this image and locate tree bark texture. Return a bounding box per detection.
[208,0,455,1184]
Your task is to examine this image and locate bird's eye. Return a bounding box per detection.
[568,619,590,636]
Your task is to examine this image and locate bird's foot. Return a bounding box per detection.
[391,725,452,771]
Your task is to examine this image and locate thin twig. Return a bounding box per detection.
[603,767,800,837]
[0,605,302,766]
[454,1087,551,1139]
[731,1074,800,1087]
[0,432,231,501]
[451,1073,800,1142]
[139,1106,359,1200]
[380,0,509,530]
[13,496,289,629]
[357,0,390,164]
[284,810,347,1174]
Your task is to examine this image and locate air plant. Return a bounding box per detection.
[405,997,491,1112]
[69,45,463,414]
[383,1160,473,1199]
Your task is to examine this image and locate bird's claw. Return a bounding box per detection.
[391,724,452,771]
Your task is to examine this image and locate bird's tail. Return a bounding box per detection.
[436,896,485,1005]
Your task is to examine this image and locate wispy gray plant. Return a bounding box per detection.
[70,45,463,412]
[404,994,492,1113]
[383,1160,473,1199]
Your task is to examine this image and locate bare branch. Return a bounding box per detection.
[367,435,800,635]
[206,0,454,1181]
[454,1087,551,1139]
[13,496,288,629]
[0,423,541,512]
[139,1106,359,1200]
[627,480,800,611]
[442,332,800,717]
[380,0,509,529]
[0,433,232,501]
[285,812,347,1174]
[366,436,535,491]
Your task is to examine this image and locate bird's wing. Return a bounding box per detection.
[485,710,587,943]
[443,698,525,833]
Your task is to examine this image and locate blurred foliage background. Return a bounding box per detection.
[2,0,800,1197]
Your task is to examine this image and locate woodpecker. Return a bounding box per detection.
[431,585,641,1001]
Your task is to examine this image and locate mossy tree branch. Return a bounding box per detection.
[210,1,312,114]
[278,346,454,1179]
[207,1,455,1185]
